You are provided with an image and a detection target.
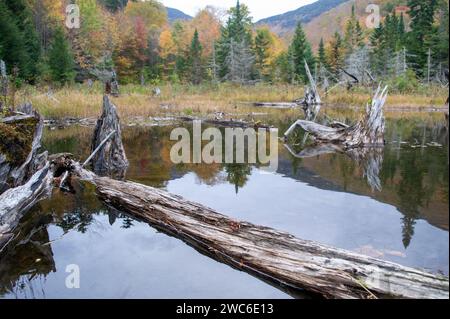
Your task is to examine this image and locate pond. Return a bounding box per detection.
[0,113,448,299]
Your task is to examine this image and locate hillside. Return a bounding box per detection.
[166,7,192,23]
[256,0,349,36]
[303,0,408,49]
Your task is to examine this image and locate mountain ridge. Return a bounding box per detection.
[166,7,192,23]
[256,0,350,36]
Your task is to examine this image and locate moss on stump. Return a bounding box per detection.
[0,117,38,167]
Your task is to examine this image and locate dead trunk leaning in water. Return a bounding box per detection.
[55,158,448,300]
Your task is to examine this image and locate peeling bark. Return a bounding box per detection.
[0,163,53,252]
[90,95,128,177]
[0,110,45,194]
[286,86,387,148]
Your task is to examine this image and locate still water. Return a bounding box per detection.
[0,114,448,298]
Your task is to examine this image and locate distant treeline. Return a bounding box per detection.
[0,0,448,90]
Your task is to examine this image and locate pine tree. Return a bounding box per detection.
[188,29,204,85]
[0,0,41,81]
[48,28,75,84]
[289,22,315,83]
[407,0,439,77]
[327,32,344,76]
[255,29,271,79]
[216,0,254,80]
[318,38,327,67]
[344,5,364,56]
[100,0,128,12]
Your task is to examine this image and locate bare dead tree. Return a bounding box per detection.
[285,85,388,149]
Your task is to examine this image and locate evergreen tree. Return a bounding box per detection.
[188,29,203,85]
[407,0,439,76]
[0,0,41,81]
[0,2,28,77]
[344,5,364,55]
[255,29,271,79]
[216,0,254,80]
[327,32,345,76]
[289,22,315,82]
[318,38,327,67]
[48,27,75,84]
[100,0,129,12]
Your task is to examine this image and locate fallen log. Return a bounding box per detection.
[285,86,387,148]
[0,163,53,252]
[63,160,448,299]
[252,102,298,109]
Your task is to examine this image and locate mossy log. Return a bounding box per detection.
[60,160,448,299]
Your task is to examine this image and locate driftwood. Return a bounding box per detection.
[253,102,297,109]
[0,163,53,252]
[285,86,387,148]
[0,110,45,194]
[90,95,128,176]
[51,159,448,299]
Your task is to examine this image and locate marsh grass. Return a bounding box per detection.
[15,82,448,120]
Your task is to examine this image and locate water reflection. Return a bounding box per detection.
[0,116,448,298]
[284,143,384,192]
[41,120,449,239]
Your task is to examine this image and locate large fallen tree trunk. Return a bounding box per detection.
[64,160,448,299]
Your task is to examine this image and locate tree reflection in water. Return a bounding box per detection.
[1,117,442,296]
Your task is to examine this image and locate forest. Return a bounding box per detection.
[0,0,448,90]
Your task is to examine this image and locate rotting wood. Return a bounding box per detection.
[0,163,53,252]
[285,85,387,148]
[295,60,322,121]
[90,95,128,177]
[55,159,448,300]
[0,109,46,194]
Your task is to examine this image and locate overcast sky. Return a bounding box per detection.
[160,0,318,21]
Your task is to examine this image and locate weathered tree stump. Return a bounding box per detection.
[90,95,128,177]
[295,60,322,121]
[285,86,388,148]
[0,109,46,194]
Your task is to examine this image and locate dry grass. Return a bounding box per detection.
[15,82,448,120]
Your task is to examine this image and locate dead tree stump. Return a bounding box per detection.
[90,95,128,177]
[285,86,388,148]
[0,109,46,194]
